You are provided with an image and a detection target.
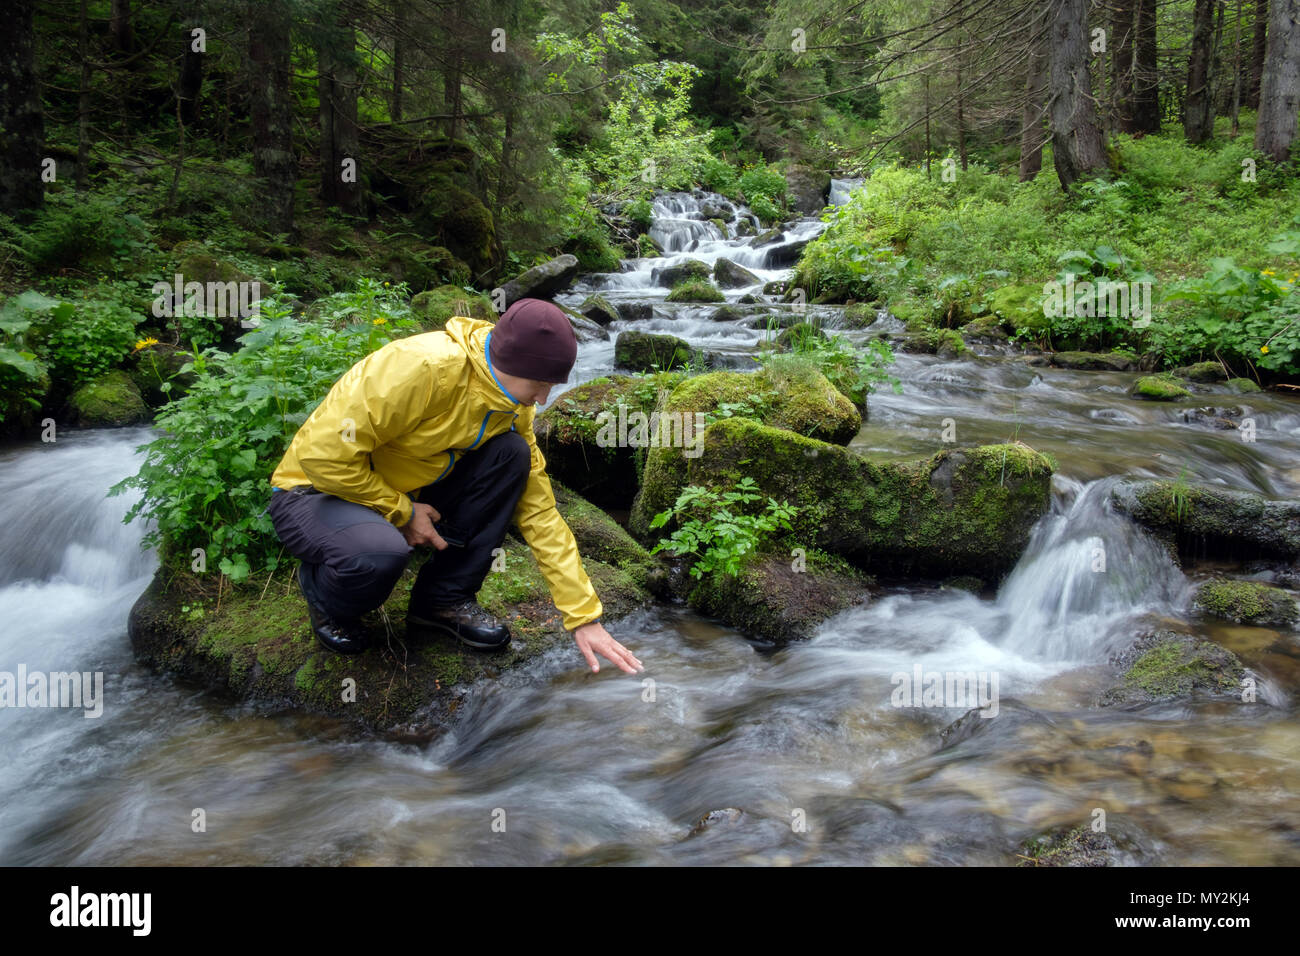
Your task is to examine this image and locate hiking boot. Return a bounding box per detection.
[407,601,511,650]
[297,563,371,655]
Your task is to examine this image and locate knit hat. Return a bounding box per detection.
[489,298,578,384]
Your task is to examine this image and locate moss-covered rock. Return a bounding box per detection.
[577,294,619,326]
[1225,377,1261,393]
[1016,825,1122,867]
[986,283,1047,339]
[655,259,710,287]
[1173,360,1227,383]
[714,257,761,289]
[1130,374,1192,401]
[840,303,880,329]
[1050,350,1137,371]
[378,243,467,293]
[894,328,965,357]
[411,177,498,281]
[1110,478,1300,562]
[1099,630,1245,706]
[535,374,682,509]
[774,322,828,351]
[632,418,1054,583]
[687,548,870,644]
[409,284,495,331]
[614,330,698,371]
[69,369,149,426]
[959,314,1009,342]
[1194,578,1298,625]
[782,163,830,215]
[171,242,265,346]
[665,278,725,303]
[661,367,860,444]
[497,254,579,306]
[127,489,654,732]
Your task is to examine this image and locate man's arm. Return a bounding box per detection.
[294,341,435,527]
[512,404,643,674]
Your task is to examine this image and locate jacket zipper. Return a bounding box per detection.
[431,409,514,483]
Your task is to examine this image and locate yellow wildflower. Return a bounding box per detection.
[1262,269,1275,276]
[1260,345,1270,354]
[132,337,160,353]
[372,317,387,325]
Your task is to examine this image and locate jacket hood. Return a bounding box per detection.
[444,315,521,407]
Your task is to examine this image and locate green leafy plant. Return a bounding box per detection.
[649,477,798,579]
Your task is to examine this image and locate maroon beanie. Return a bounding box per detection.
[489,298,578,383]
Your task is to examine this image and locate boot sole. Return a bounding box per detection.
[407,615,510,650]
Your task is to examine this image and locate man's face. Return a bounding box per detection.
[496,370,560,406]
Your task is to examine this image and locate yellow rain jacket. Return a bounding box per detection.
[269,316,603,631]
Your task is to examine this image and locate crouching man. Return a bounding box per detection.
[265,297,644,676]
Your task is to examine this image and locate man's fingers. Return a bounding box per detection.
[578,640,600,673]
[430,529,448,550]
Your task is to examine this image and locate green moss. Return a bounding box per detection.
[1225,377,1261,393]
[410,284,495,331]
[666,278,725,303]
[1131,374,1192,401]
[69,370,147,425]
[986,283,1047,338]
[1194,578,1298,625]
[1122,637,1243,698]
[1176,360,1226,383]
[664,367,860,444]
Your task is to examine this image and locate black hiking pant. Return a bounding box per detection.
[265,430,532,622]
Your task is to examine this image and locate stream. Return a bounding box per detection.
[2,185,1299,865]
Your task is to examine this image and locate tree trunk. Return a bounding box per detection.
[391,1,404,124]
[1185,0,1217,142]
[318,19,364,216]
[1049,0,1108,188]
[0,0,45,215]
[178,4,204,126]
[1251,0,1270,108]
[1231,0,1246,136]
[1132,0,1160,132]
[442,53,462,141]
[1112,0,1137,131]
[76,0,91,193]
[1019,8,1050,180]
[1256,0,1300,160]
[110,0,134,53]
[248,0,295,233]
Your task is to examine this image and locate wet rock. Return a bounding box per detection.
[750,228,784,249]
[1098,630,1246,706]
[632,419,1055,584]
[986,283,1049,339]
[654,258,711,287]
[713,257,761,289]
[687,808,746,837]
[1180,405,1243,430]
[1050,350,1137,371]
[496,254,579,307]
[1225,377,1261,393]
[1173,360,1227,383]
[959,314,1009,342]
[1194,578,1298,625]
[687,550,870,644]
[1016,825,1123,867]
[783,164,831,215]
[1130,374,1192,401]
[763,238,811,268]
[68,370,149,426]
[664,278,725,303]
[734,219,756,237]
[577,294,619,326]
[614,331,698,372]
[126,484,654,732]
[1110,478,1300,562]
[699,198,733,220]
[737,293,762,305]
[616,302,653,322]
[556,304,610,343]
[774,322,828,350]
[710,305,745,322]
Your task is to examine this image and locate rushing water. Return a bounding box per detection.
[3,184,1299,865]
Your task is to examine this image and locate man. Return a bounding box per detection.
[265,297,644,676]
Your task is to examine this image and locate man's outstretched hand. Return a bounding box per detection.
[573,620,643,675]
[400,502,448,550]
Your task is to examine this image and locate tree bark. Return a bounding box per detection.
[1132,0,1160,132]
[1185,0,1218,142]
[1019,8,1050,180]
[1255,0,1300,160]
[318,18,364,216]
[0,0,45,214]
[1049,0,1108,188]
[110,0,134,53]
[1112,0,1137,131]
[1251,0,1270,108]
[76,0,91,193]
[178,4,204,127]
[248,0,295,233]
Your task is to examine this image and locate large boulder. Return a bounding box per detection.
[763,238,812,268]
[713,258,761,289]
[1194,578,1298,625]
[555,304,610,343]
[1098,630,1246,707]
[654,259,711,288]
[535,374,682,509]
[614,331,697,372]
[578,294,619,326]
[496,254,580,307]
[631,418,1055,583]
[126,485,656,732]
[68,369,149,426]
[687,549,870,645]
[783,164,832,215]
[1049,351,1137,372]
[1110,479,1300,563]
[665,279,725,303]
[664,367,860,445]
